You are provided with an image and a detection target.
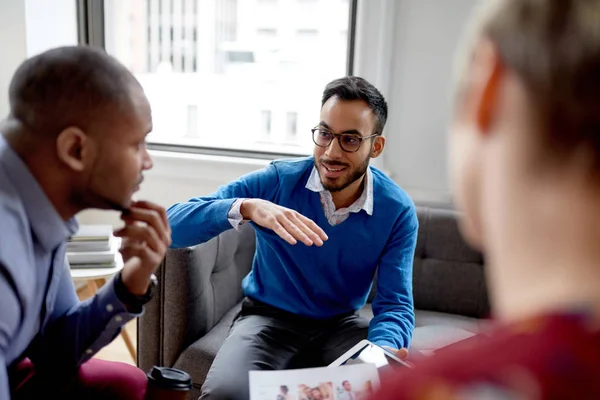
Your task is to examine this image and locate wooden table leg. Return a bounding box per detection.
[121,326,137,362]
[85,278,137,363]
[86,280,99,297]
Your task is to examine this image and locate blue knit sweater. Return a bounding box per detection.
[167,157,418,349]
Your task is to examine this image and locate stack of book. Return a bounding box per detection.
[67,225,119,269]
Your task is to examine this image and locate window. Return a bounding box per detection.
[186,105,199,137]
[296,29,318,37]
[260,110,272,137]
[256,28,278,38]
[100,0,353,157]
[225,49,254,63]
[286,111,298,139]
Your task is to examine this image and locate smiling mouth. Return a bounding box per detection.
[323,163,347,172]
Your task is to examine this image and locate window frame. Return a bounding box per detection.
[76,0,358,160]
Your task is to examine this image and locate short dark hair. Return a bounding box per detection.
[8,45,141,136]
[321,76,388,135]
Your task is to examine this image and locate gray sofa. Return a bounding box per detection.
[138,205,489,397]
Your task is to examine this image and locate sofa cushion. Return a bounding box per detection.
[411,310,483,353]
[359,304,482,354]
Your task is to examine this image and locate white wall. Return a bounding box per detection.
[384,0,479,202]
[0,0,77,118]
[24,0,78,57]
[0,0,27,119]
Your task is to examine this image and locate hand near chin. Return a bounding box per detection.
[113,200,171,295]
[240,198,328,246]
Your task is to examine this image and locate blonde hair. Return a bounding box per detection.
[454,0,600,168]
[452,0,504,103]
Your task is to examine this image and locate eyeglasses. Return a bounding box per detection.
[311,127,379,153]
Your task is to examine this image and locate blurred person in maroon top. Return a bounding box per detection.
[374,0,600,398]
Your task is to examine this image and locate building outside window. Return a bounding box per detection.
[103,0,351,156]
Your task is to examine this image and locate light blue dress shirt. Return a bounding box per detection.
[0,135,139,399]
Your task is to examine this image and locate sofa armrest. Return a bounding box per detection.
[138,224,256,371]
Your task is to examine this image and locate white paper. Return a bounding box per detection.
[249,364,379,400]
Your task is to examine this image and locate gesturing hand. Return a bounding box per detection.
[240,199,328,246]
[114,200,172,296]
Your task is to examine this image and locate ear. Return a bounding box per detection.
[370,135,386,158]
[473,40,504,135]
[55,126,94,172]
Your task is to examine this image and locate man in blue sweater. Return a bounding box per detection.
[168,76,418,400]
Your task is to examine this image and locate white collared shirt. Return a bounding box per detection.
[305,166,373,226]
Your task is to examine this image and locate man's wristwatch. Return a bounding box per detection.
[114,272,158,311]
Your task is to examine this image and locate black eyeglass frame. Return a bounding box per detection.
[311,127,380,153]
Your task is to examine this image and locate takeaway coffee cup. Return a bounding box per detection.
[145,366,192,400]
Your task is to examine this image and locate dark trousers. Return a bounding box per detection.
[200,297,369,400]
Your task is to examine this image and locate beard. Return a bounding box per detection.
[78,175,143,213]
[74,187,131,212]
[315,154,370,193]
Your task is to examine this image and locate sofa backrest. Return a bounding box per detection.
[411,206,489,318]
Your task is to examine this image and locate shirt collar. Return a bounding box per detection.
[306,165,374,215]
[0,135,78,252]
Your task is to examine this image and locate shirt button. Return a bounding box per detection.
[115,316,123,322]
[86,349,93,355]
[106,304,114,312]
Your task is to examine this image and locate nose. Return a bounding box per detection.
[324,136,343,159]
[142,147,153,170]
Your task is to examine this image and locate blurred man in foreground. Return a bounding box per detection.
[376,0,600,398]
